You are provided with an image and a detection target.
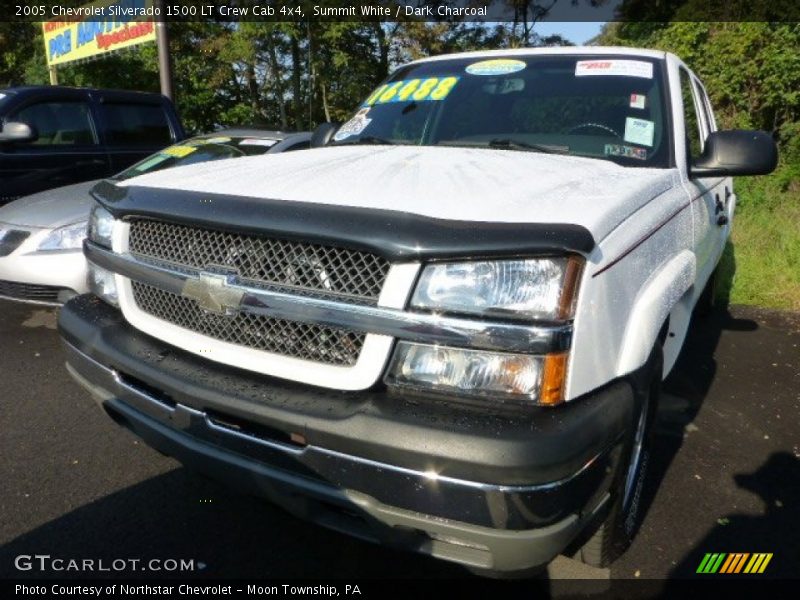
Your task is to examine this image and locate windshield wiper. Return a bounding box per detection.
[487,138,568,154]
[331,135,396,146]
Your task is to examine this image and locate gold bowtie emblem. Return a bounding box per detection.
[181,273,244,315]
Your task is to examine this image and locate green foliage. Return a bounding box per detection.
[717,180,800,311]
[0,22,40,87]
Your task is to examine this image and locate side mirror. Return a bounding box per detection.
[0,121,37,143]
[691,130,777,178]
[310,122,340,148]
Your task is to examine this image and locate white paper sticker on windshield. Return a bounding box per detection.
[333,108,372,141]
[239,138,278,146]
[630,93,647,109]
[624,117,655,147]
[575,60,653,79]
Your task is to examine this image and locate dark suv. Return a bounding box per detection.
[0,86,185,205]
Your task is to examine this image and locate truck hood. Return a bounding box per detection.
[118,146,677,242]
[0,180,98,229]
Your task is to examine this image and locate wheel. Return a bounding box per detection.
[578,346,662,567]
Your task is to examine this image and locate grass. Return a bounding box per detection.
[716,168,800,312]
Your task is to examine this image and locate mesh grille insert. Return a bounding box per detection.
[131,281,365,366]
[128,219,389,304]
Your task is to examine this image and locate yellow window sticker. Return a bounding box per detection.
[161,145,197,158]
[364,77,459,106]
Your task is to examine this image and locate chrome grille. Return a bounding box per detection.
[132,281,365,366]
[128,220,389,304]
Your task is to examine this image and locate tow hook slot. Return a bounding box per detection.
[205,410,307,448]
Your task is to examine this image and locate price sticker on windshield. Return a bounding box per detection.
[161,145,197,158]
[364,77,460,106]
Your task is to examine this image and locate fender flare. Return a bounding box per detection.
[616,250,696,378]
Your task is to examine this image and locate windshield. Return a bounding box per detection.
[114,135,280,181]
[333,55,671,168]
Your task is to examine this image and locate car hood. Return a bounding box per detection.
[118,146,678,242]
[0,180,99,229]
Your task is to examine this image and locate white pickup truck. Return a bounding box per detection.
[59,47,777,576]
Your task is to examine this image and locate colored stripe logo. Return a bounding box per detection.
[697,553,773,574]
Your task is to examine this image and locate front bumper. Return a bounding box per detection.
[0,245,86,305]
[59,295,636,572]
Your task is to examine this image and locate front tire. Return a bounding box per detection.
[578,346,662,567]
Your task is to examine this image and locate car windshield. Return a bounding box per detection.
[114,134,281,181]
[332,55,670,168]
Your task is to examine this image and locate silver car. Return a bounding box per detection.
[0,129,311,305]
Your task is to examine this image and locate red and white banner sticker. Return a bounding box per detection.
[575,60,653,79]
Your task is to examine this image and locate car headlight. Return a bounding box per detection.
[37,221,87,252]
[387,257,582,406]
[87,262,119,306]
[410,257,582,321]
[88,204,115,249]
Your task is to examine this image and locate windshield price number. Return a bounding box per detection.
[365,77,460,106]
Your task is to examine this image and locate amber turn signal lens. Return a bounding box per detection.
[540,352,568,406]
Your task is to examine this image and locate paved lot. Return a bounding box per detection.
[0,299,797,581]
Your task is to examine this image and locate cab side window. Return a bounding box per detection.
[9,101,95,146]
[100,103,172,146]
[679,69,705,162]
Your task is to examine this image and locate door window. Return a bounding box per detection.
[8,101,95,146]
[100,103,172,146]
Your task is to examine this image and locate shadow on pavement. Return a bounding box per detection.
[667,451,800,579]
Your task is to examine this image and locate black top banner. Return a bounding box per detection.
[4,0,800,23]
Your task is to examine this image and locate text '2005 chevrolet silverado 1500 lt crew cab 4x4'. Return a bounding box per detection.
[58,47,777,576]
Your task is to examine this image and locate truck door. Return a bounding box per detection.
[0,95,109,204]
[679,68,727,290]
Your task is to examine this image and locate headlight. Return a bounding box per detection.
[411,257,582,321]
[87,262,119,306]
[88,204,115,249]
[389,256,582,406]
[37,221,87,252]
[385,342,568,406]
